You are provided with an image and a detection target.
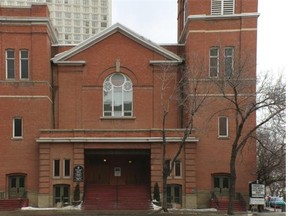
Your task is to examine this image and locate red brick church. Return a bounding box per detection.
[0,0,259,210]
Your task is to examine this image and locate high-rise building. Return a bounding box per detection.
[0,0,112,44]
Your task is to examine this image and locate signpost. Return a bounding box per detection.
[249,181,265,212]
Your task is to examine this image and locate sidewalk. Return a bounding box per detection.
[0,208,285,216]
[0,210,260,216]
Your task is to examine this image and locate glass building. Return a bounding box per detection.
[0,0,112,44]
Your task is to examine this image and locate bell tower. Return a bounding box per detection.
[177,0,259,209]
[177,0,259,79]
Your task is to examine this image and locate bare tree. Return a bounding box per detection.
[214,68,286,215]
[157,57,209,212]
[256,111,286,196]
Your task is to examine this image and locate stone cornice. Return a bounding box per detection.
[36,136,199,143]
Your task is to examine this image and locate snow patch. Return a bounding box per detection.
[21,203,82,211]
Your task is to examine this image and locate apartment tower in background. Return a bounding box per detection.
[0,0,111,44]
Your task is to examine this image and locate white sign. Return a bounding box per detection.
[114,167,121,177]
[251,184,265,198]
[250,198,265,205]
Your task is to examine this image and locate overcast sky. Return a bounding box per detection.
[112,0,287,75]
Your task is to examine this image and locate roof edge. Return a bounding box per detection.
[52,23,182,63]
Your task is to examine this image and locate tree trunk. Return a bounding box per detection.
[162,175,168,212]
[227,146,237,215]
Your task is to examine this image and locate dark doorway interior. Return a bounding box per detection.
[85,149,150,185]
[83,149,151,210]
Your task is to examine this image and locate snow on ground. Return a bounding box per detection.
[22,203,218,212]
[22,203,82,211]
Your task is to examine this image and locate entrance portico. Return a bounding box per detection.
[37,129,198,208]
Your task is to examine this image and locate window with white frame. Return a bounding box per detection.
[224,47,234,77]
[64,159,71,177]
[209,47,219,77]
[101,22,107,28]
[164,159,171,176]
[174,160,182,177]
[218,116,228,137]
[13,117,23,138]
[211,0,235,15]
[20,50,29,79]
[101,0,107,7]
[103,73,133,117]
[53,159,60,177]
[92,14,98,20]
[164,159,182,177]
[6,49,15,79]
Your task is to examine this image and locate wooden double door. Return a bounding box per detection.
[85,151,150,185]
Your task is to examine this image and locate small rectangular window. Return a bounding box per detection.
[54,160,60,177]
[64,159,70,177]
[101,22,107,28]
[174,160,182,177]
[224,47,234,77]
[209,47,219,77]
[13,118,22,138]
[219,116,228,137]
[164,160,171,176]
[6,49,15,79]
[20,50,29,79]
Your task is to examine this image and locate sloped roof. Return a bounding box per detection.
[52,23,182,64]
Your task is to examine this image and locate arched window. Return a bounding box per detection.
[103,73,133,117]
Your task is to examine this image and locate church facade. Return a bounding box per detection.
[0,0,259,209]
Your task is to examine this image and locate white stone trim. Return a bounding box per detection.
[52,23,182,63]
[37,136,199,143]
[0,95,52,103]
[187,13,260,21]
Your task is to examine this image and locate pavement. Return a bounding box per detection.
[0,208,285,216]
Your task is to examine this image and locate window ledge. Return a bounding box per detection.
[218,136,230,140]
[11,137,23,140]
[100,116,136,120]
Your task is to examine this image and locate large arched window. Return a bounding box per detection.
[103,73,133,117]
